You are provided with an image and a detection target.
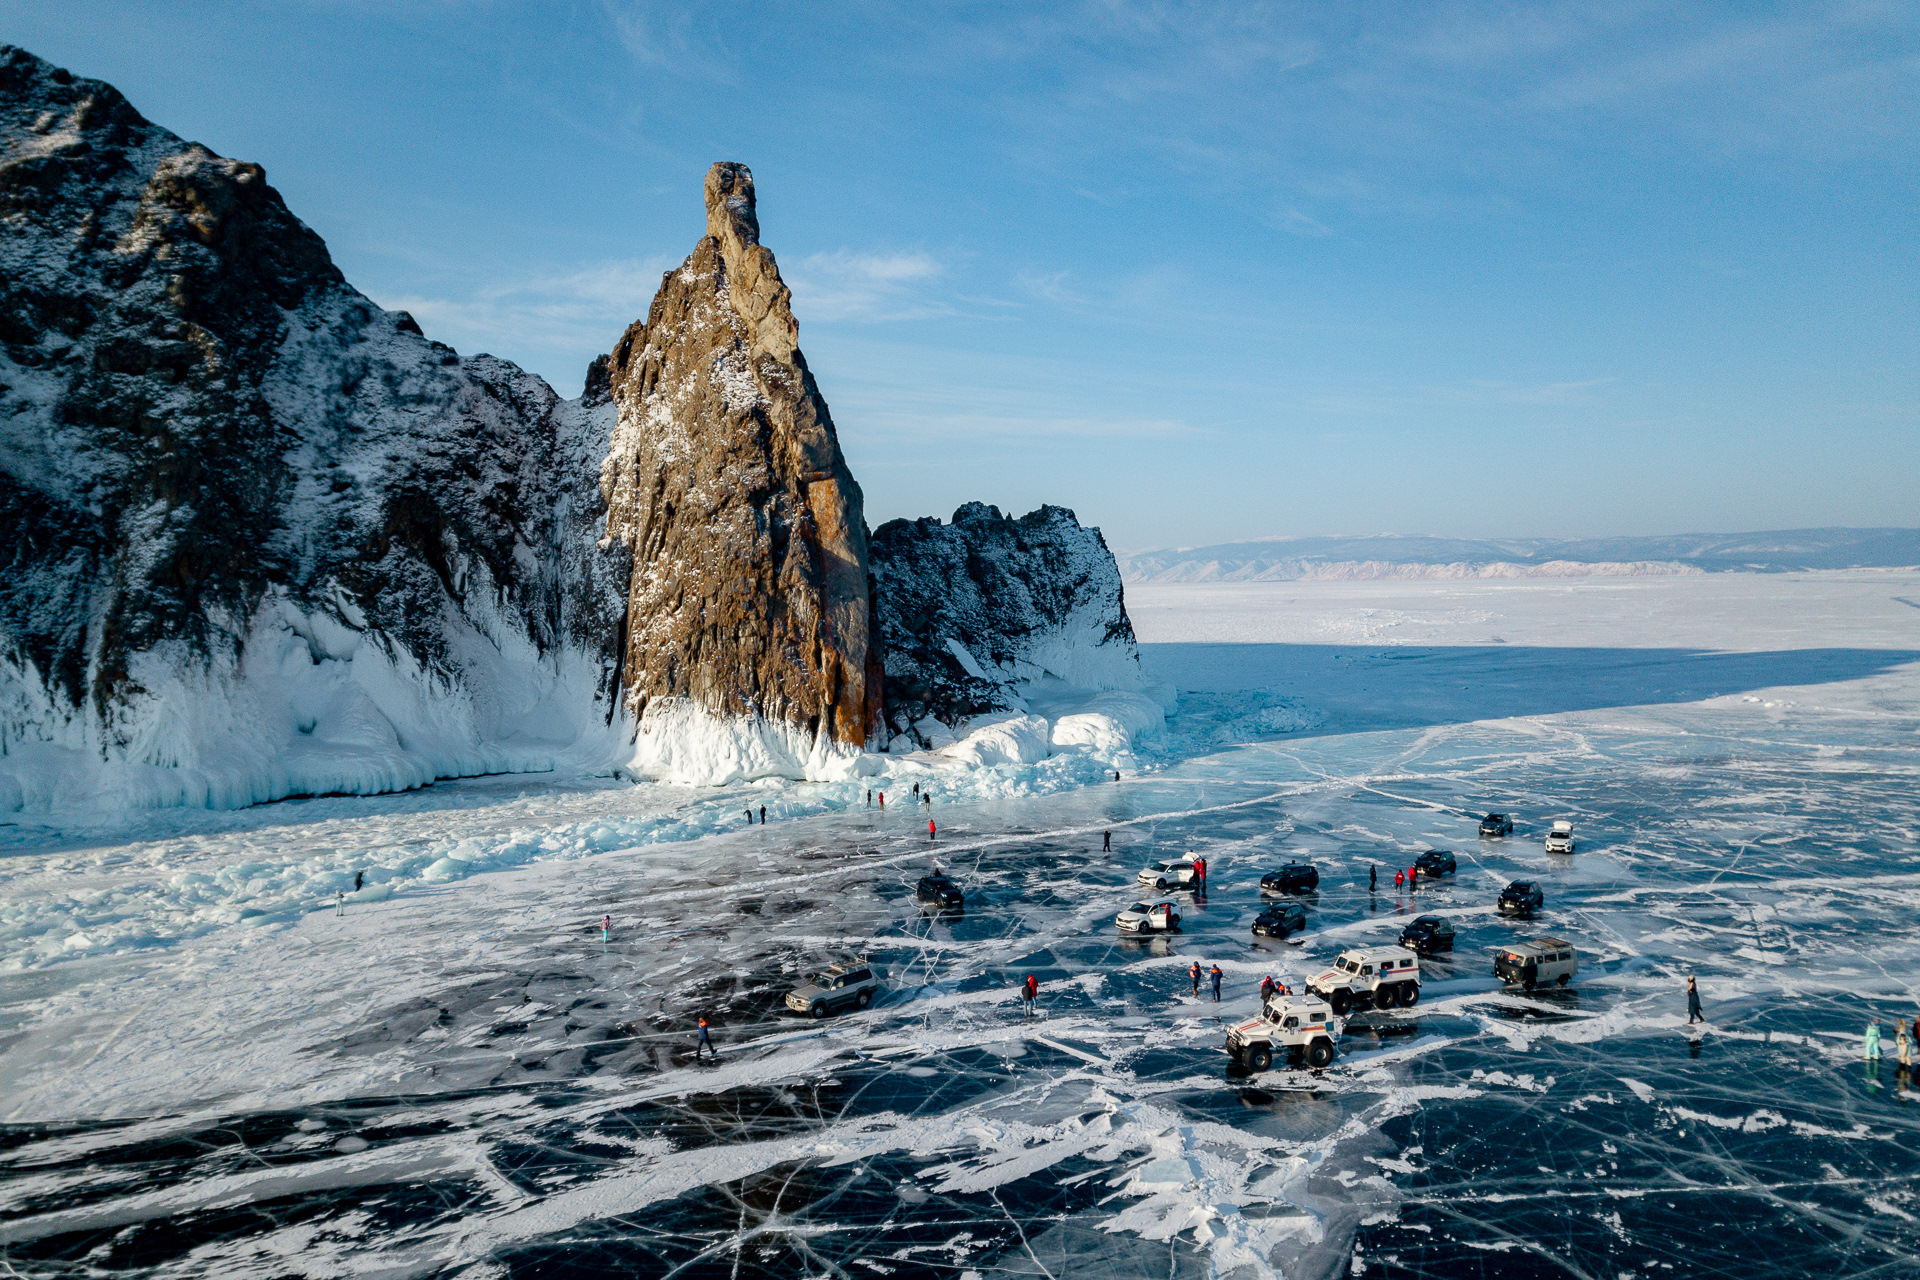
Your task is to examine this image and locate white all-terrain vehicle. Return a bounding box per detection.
[1224,993,1340,1072]
[1544,820,1576,854]
[1306,945,1422,1015]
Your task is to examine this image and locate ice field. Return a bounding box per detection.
[2,571,1918,1278]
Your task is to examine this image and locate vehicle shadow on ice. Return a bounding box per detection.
[1140,642,1920,734]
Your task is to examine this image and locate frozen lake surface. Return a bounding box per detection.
[2,572,1918,1278]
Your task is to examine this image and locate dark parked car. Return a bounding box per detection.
[916,874,963,910]
[1251,903,1307,939]
[1497,881,1545,917]
[1260,863,1319,894]
[1399,914,1456,955]
[1479,813,1514,837]
[1414,850,1457,878]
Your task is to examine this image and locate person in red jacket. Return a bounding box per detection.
[929,818,936,839]
[1024,974,1038,1016]
[1395,868,1405,889]
[1407,865,1418,890]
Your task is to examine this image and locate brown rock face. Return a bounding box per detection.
[602,163,880,747]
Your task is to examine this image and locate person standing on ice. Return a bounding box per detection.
[1260,975,1276,1002]
[1024,974,1038,1015]
[912,782,919,799]
[1192,855,1206,893]
[1407,865,1418,890]
[1369,865,1377,893]
[335,891,345,918]
[1103,830,1111,852]
[928,818,936,840]
[759,805,767,823]
[1394,868,1405,890]
[879,792,885,810]
[1897,1019,1912,1071]
[1190,961,1202,998]
[601,914,611,940]
[1865,1018,1883,1060]
[696,1015,716,1062]
[1686,975,1704,1025]
[923,793,931,810]
[866,789,872,807]
[1210,964,1223,1002]
[354,871,364,893]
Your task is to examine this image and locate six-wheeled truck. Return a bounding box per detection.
[1307,945,1422,1015]
[1225,993,1340,1072]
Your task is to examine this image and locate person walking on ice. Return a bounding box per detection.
[335,890,345,918]
[696,1015,716,1062]
[1023,974,1038,1016]
[1210,964,1223,1002]
[1395,868,1405,890]
[1190,960,1202,998]
[1369,865,1377,893]
[759,805,767,823]
[354,871,364,893]
[1686,975,1704,1025]
[928,818,936,840]
[1898,1019,1913,1072]
[1103,830,1111,852]
[1865,1018,1883,1060]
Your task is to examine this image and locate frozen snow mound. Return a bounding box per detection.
[1048,691,1168,765]
[626,697,868,785]
[937,713,1053,767]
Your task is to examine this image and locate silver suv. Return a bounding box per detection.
[786,962,882,1018]
[1493,938,1578,991]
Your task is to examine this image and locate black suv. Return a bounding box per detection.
[1478,813,1514,837]
[1414,850,1457,878]
[1260,863,1319,894]
[1251,903,1307,939]
[1497,881,1544,917]
[1399,914,1456,955]
[916,874,963,910]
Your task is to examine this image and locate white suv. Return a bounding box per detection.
[1544,821,1575,854]
[1116,900,1181,933]
[1225,993,1340,1072]
[1137,859,1200,891]
[1307,946,1422,1015]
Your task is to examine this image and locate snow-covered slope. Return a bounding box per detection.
[0,46,629,811]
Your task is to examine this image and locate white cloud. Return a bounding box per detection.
[784,250,948,322]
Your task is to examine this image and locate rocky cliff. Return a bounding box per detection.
[599,163,881,781]
[870,502,1143,748]
[0,45,626,808]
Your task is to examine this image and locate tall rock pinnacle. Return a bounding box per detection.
[602,163,881,757]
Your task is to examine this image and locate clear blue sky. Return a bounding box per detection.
[6,2,1915,550]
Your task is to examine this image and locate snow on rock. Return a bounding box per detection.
[871,502,1146,748]
[937,713,1052,767]
[0,45,630,813]
[626,697,867,785]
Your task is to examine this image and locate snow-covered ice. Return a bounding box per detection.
[1,571,1917,1277]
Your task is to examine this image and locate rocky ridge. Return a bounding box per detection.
[600,163,881,780]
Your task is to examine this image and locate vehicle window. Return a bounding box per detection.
[1361,965,1374,976]
[1284,1018,1298,1030]
[850,970,871,983]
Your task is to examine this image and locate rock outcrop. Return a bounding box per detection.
[870,502,1142,746]
[600,163,881,777]
[0,45,626,808]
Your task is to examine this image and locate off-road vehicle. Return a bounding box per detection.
[1260,863,1319,894]
[1224,993,1339,1072]
[785,963,882,1019]
[1307,945,1422,1015]
[1138,859,1200,891]
[1398,914,1456,956]
[1497,881,1544,917]
[1414,849,1457,878]
[1479,813,1514,837]
[1544,821,1576,854]
[1116,901,1181,933]
[916,874,963,910]
[1251,903,1307,939]
[1494,937,1579,990]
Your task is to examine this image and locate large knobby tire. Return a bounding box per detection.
[1523,965,1538,992]
[1328,989,1352,1016]
[1557,974,1571,987]
[856,988,873,1008]
[1306,1038,1334,1069]
[810,1001,828,1020]
[1247,1045,1273,1072]
[1402,982,1421,1007]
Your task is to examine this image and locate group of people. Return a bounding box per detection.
[1365,863,1427,893]
[743,804,767,823]
[1863,1016,1915,1070]
[1188,960,1224,1001]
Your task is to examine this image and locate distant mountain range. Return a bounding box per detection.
[1117,528,1920,584]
